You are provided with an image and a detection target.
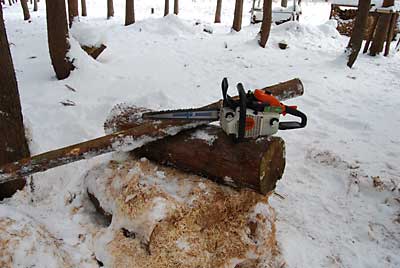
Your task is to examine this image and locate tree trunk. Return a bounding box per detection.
[67,0,78,27]
[0,3,30,200]
[164,0,169,16]
[8,0,12,6]
[384,13,398,56]
[134,126,285,194]
[346,0,371,68]
[0,78,305,182]
[20,0,30,20]
[232,0,243,31]
[281,0,287,8]
[81,0,87,16]
[33,0,37,11]
[369,0,394,56]
[45,0,74,80]
[259,0,272,47]
[174,0,178,15]
[125,0,135,26]
[214,0,222,23]
[107,0,114,19]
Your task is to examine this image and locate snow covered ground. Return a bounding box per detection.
[1,0,399,267]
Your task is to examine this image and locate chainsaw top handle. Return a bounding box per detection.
[279,105,307,130]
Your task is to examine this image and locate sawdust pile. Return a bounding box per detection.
[86,157,282,268]
[0,215,73,268]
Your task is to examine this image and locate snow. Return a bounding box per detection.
[1,0,400,267]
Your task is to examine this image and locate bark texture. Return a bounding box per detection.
[369,0,394,56]
[164,0,169,16]
[81,0,87,16]
[20,0,30,20]
[347,0,371,68]
[214,0,222,23]
[0,4,30,200]
[45,0,74,80]
[259,0,272,47]
[107,0,114,19]
[67,0,78,27]
[134,126,285,194]
[125,0,135,26]
[173,0,178,15]
[232,0,243,31]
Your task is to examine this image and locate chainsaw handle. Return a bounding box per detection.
[279,106,307,130]
[237,83,247,141]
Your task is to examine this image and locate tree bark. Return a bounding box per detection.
[384,13,398,56]
[134,126,285,194]
[0,3,30,200]
[173,0,178,15]
[346,0,371,68]
[369,0,394,56]
[259,0,272,48]
[214,0,222,23]
[81,0,87,16]
[125,0,135,26]
[67,0,78,27]
[232,0,243,32]
[20,0,30,20]
[107,0,114,19]
[45,0,74,80]
[33,0,37,11]
[164,0,169,16]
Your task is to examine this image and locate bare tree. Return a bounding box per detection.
[346,0,371,68]
[20,0,30,20]
[259,0,272,47]
[33,0,38,11]
[164,0,169,16]
[81,0,87,16]
[67,0,79,27]
[281,0,287,8]
[174,0,178,15]
[215,0,222,23]
[232,0,243,31]
[0,2,30,200]
[45,0,74,80]
[107,0,114,19]
[125,0,135,25]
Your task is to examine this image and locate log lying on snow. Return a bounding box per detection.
[0,78,303,186]
[133,126,286,194]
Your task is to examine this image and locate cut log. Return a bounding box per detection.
[134,125,286,194]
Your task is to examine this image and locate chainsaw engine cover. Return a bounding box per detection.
[220,107,280,139]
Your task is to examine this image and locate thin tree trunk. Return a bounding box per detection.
[0,2,30,200]
[369,0,394,56]
[125,0,135,26]
[259,0,272,47]
[164,0,169,16]
[214,0,222,23]
[81,0,87,16]
[45,0,74,80]
[281,0,287,8]
[67,0,78,27]
[33,0,37,11]
[232,0,243,31]
[107,0,114,19]
[346,0,371,68]
[20,0,30,20]
[363,15,378,53]
[8,0,12,6]
[174,0,178,15]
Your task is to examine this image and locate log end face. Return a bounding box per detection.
[259,137,286,195]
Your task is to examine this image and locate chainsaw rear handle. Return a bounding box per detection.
[279,106,307,130]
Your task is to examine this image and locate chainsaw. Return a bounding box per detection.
[143,78,307,141]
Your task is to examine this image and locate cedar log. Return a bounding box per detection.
[134,125,285,194]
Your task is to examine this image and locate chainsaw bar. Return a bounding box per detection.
[142,108,220,121]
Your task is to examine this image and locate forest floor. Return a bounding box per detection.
[1,0,400,267]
